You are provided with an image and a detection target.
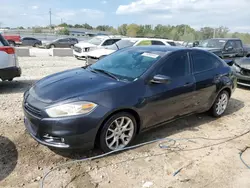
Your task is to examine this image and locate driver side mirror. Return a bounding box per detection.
[150,75,171,84]
[226,46,233,51]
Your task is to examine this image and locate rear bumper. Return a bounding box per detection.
[0,66,21,81]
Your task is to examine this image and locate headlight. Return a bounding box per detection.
[45,101,97,118]
[233,64,241,72]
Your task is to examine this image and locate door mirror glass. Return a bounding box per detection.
[151,75,171,84]
[226,46,233,51]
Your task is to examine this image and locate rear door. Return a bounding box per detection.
[145,51,196,126]
[57,39,70,48]
[190,51,221,111]
[234,40,244,57]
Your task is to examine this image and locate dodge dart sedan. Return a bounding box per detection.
[23,46,236,152]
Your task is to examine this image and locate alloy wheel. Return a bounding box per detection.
[215,93,228,115]
[105,116,135,150]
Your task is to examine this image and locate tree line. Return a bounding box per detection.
[39,23,250,44]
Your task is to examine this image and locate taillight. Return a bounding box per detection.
[0,46,15,54]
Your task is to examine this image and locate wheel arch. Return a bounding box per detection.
[94,108,142,144]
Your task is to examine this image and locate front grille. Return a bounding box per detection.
[240,68,250,76]
[238,79,250,85]
[24,103,42,117]
[87,57,98,65]
[74,46,82,53]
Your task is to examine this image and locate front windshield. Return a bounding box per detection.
[89,48,163,81]
[106,40,137,50]
[88,37,103,45]
[198,39,226,48]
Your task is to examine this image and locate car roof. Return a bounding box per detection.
[126,45,186,53]
[213,38,240,40]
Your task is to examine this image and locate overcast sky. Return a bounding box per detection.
[0,0,249,32]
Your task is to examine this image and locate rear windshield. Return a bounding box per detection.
[0,34,9,46]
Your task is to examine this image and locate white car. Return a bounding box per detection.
[73,36,121,59]
[86,38,175,65]
[0,34,21,81]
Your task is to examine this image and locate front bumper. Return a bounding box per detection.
[0,66,21,81]
[23,103,108,149]
[73,50,89,58]
[234,72,250,87]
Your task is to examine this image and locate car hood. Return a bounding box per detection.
[74,42,97,48]
[29,68,123,104]
[235,58,250,69]
[87,48,116,58]
[195,47,222,52]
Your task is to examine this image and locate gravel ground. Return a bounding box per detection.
[0,56,250,188]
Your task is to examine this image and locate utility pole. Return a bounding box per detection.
[213,28,216,38]
[61,18,63,24]
[184,25,186,36]
[49,9,52,29]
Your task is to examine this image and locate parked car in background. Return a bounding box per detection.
[86,37,173,65]
[21,37,42,47]
[44,38,78,49]
[232,57,250,86]
[196,38,250,65]
[73,36,122,59]
[0,34,21,81]
[23,46,236,152]
[182,41,199,48]
[2,34,22,46]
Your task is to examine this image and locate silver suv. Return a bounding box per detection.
[0,34,21,81]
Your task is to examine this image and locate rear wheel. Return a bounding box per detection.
[34,43,39,47]
[8,79,13,81]
[50,44,55,49]
[210,90,229,117]
[99,112,137,152]
[70,45,74,49]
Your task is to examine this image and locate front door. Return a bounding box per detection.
[144,51,196,127]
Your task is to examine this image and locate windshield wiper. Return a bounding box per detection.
[92,68,119,81]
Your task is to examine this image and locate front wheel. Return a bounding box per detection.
[99,112,137,152]
[210,90,229,117]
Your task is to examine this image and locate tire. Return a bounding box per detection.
[70,45,74,49]
[34,43,39,48]
[8,79,13,81]
[50,44,55,49]
[210,90,229,117]
[99,112,137,152]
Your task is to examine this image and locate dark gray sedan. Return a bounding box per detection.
[44,38,78,49]
[21,37,42,47]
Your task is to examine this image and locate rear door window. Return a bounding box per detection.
[234,40,243,48]
[191,51,220,73]
[151,40,165,45]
